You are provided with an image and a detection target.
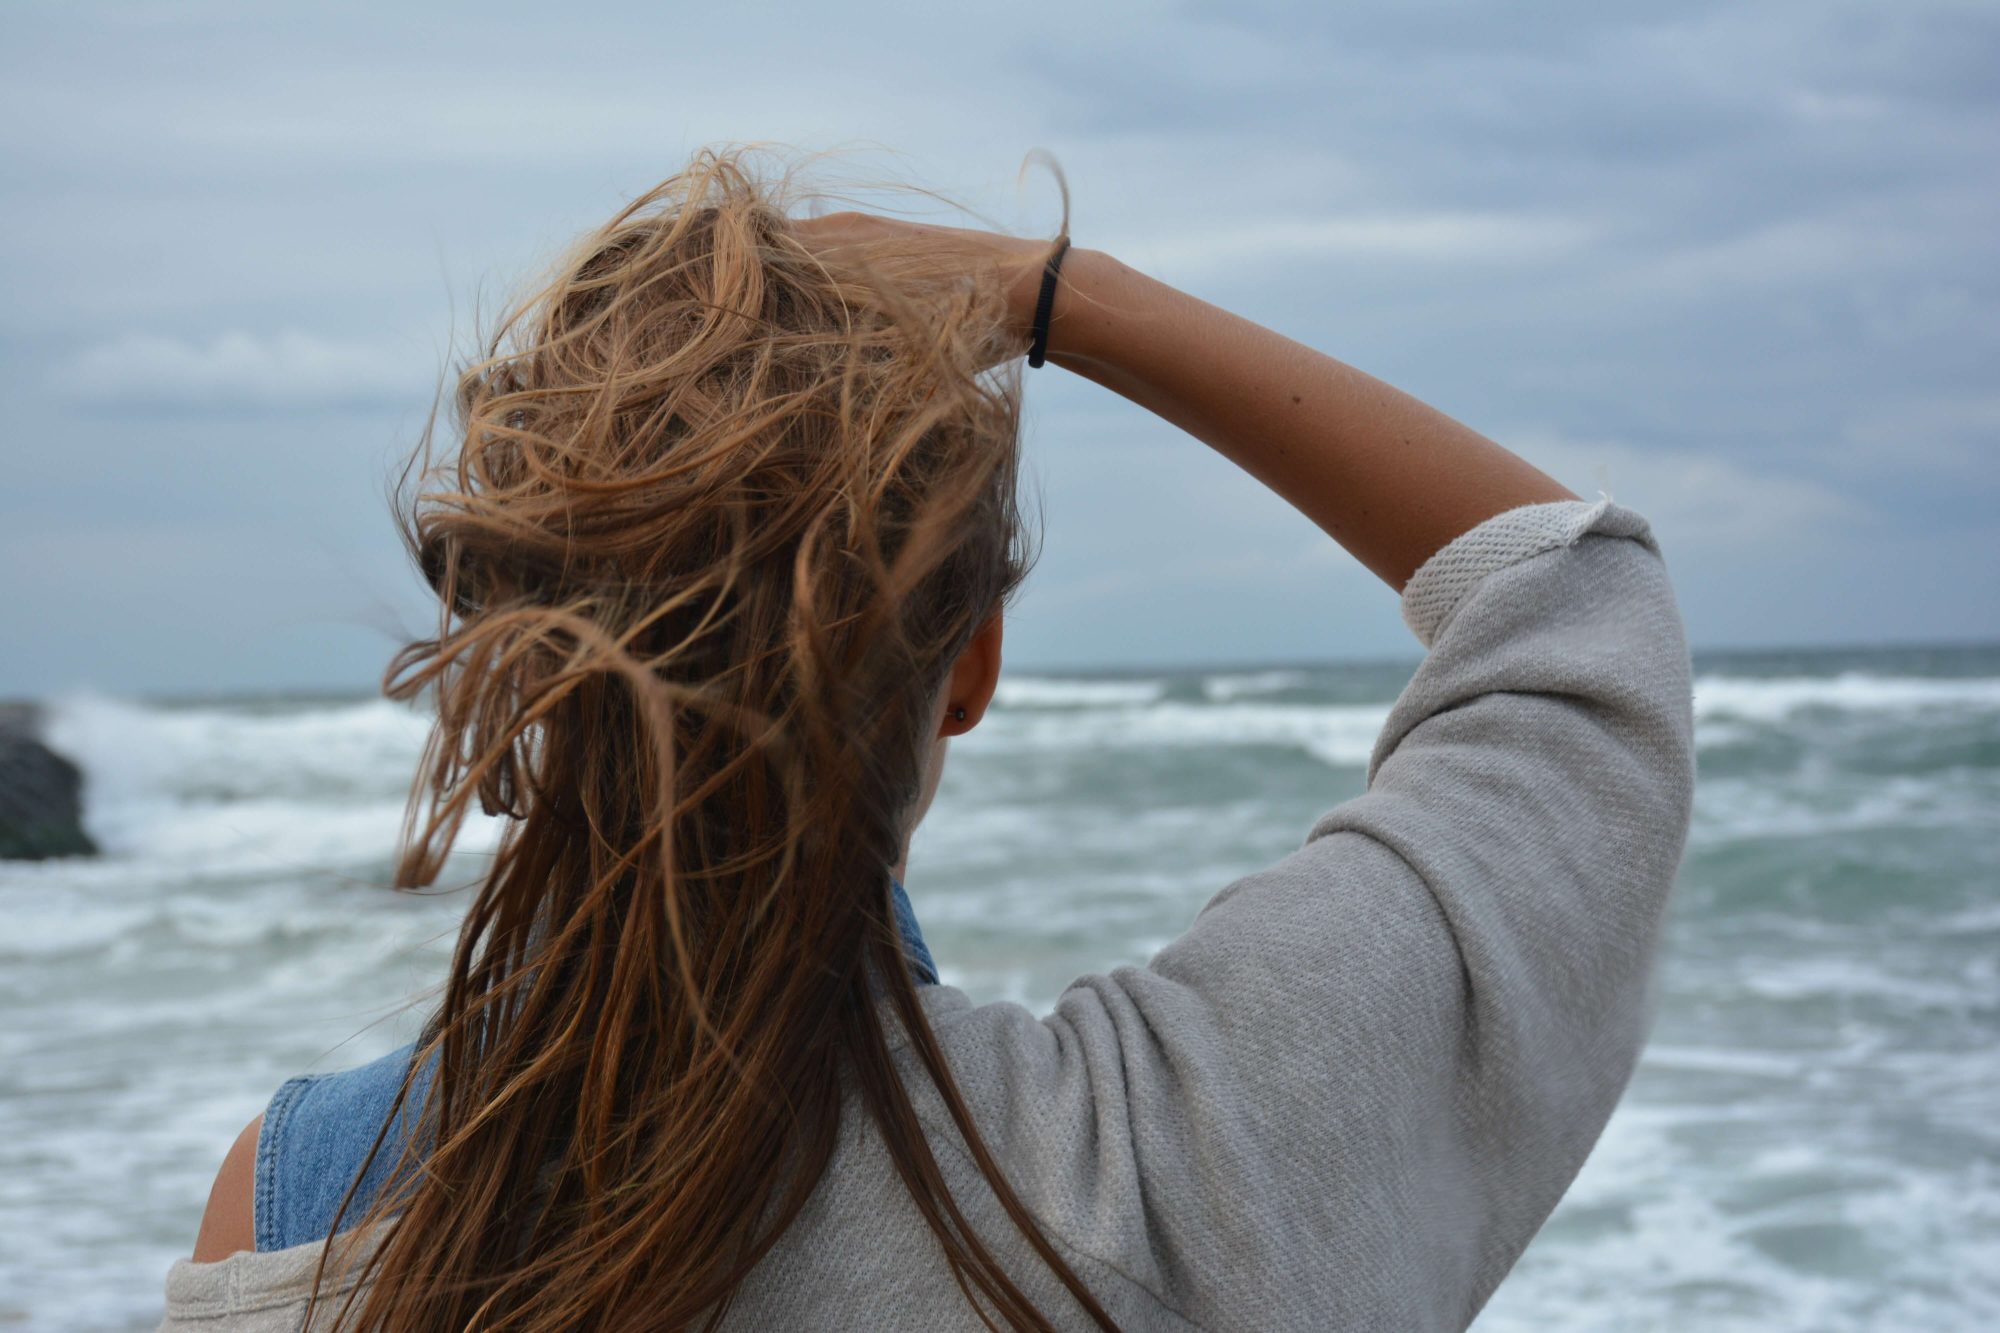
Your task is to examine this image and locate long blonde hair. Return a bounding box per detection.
[311,148,1116,1330]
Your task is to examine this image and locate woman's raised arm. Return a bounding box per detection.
[1040,246,1577,590]
[791,211,1575,589]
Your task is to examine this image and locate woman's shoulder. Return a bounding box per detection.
[254,1041,432,1253]
[190,1113,262,1263]
[187,1042,428,1267]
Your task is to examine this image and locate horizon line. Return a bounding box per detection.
[5,633,1996,710]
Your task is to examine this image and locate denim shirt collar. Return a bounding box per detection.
[888,878,939,986]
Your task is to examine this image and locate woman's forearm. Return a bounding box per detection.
[1044,249,1577,592]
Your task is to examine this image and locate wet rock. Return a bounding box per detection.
[0,703,98,860]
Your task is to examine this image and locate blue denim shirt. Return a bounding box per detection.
[254,879,937,1252]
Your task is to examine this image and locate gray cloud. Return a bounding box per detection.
[58,331,430,411]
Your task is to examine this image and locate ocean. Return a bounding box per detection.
[3,643,1996,1330]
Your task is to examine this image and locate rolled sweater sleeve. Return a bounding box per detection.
[919,497,1695,1330]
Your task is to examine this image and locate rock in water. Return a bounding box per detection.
[0,704,99,860]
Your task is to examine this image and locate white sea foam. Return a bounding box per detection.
[1200,669,1312,700]
[1690,771,1998,843]
[978,700,1390,769]
[43,691,433,807]
[1736,956,1985,1008]
[35,693,502,871]
[1640,1044,1809,1079]
[992,676,1169,708]
[1692,672,2000,722]
[0,893,156,959]
[1479,1091,2000,1331]
[1691,718,1758,748]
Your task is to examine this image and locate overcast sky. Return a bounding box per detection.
[3,0,1995,697]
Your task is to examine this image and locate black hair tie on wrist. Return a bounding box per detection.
[1027,235,1071,369]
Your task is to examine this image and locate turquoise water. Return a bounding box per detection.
[2,643,1995,1328]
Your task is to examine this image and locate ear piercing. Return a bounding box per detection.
[950,706,968,722]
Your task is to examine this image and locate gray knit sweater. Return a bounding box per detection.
[158,496,1695,1331]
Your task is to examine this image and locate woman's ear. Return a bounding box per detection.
[940,613,1004,736]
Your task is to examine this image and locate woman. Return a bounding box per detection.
[161,148,1694,1330]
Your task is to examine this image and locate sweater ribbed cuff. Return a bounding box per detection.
[1400,495,1659,649]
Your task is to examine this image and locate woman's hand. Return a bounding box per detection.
[789,212,1065,345]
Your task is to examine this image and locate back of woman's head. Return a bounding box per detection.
[403,149,1029,878]
[327,148,1115,1330]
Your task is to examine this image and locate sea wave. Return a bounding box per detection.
[991,677,1169,708]
[34,693,498,868]
[1690,771,2000,843]
[47,672,1995,831]
[979,701,1391,769]
[1200,670,1312,700]
[43,692,431,805]
[1692,672,2000,722]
